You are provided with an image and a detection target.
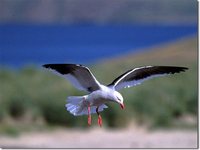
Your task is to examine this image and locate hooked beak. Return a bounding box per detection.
[120,103,125,109]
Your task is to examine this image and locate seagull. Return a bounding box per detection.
[43,64,188,127]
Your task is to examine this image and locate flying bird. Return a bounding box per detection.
[43,64,188,127]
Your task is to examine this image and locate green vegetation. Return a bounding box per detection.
[0,37,197,133]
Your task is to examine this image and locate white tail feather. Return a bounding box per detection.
[65,96,108,116]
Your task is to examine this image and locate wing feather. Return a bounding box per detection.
[108,66,188,91]
[43,64,101,92]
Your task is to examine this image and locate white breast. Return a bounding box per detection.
[87,85,115,106]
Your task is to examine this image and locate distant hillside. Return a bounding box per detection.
[0,0,197,25]
[93,36,197,84]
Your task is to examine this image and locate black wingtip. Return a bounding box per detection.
[42,64,50,68]
[167,66,189,74]
[179,67,189,72]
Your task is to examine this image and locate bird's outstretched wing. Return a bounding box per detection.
[43,64,101,92]
[108,66,188,91]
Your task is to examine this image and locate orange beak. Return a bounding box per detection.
[120,103,125,109]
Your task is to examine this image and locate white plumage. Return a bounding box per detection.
[43,64,188,126]
[65,96,108,116]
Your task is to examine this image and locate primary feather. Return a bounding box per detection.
[108,66,188,91]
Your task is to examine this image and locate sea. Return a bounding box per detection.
[0,24,197,68]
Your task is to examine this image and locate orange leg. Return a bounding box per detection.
[87,105,91,126]
[96,107,102,127]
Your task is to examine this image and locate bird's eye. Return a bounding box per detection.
[117,96,121,101]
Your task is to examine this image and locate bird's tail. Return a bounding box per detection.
[65,96,108,116]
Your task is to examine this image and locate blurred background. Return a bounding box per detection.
[0,0,198,148]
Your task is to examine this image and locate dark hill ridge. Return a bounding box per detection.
[0,0,197,25]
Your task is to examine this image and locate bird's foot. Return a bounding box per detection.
[98,115,102,127]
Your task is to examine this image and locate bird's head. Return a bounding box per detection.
[113,91,124,109]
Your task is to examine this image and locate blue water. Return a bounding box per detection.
[0,24,197,68]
